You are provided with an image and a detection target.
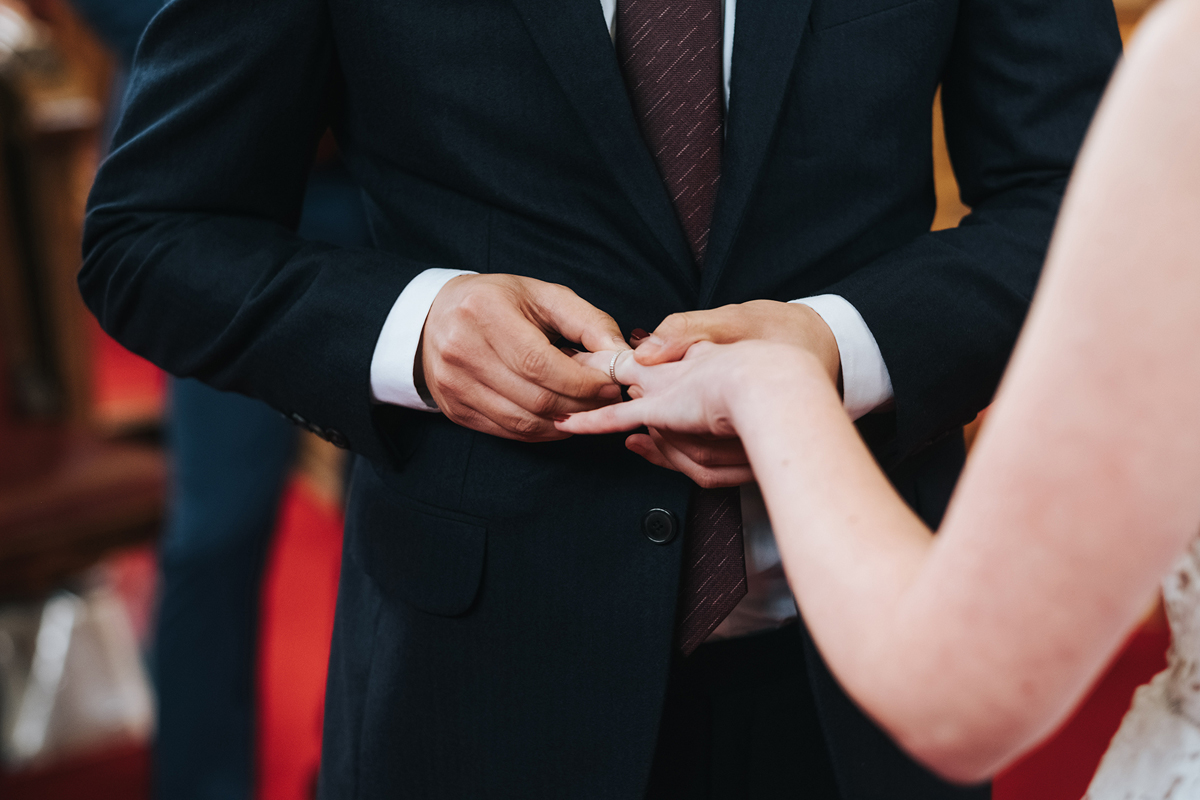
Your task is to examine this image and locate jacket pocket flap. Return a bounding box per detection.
[353,484,487,617]
[810,0,923,31]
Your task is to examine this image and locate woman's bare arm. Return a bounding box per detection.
[563,0,1200,782]
[748,0,1200,780]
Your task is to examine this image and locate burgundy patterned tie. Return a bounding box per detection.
[617,0,746,656]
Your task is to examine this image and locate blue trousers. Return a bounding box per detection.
[153,379,296,800]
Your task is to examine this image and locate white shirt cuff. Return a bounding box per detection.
[791,295,893,420]
[370,268,478,411]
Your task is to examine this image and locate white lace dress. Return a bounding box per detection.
[1085,537,1200,799]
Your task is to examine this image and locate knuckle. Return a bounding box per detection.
[508,414,543,438]
[447,405,479,430]
[439,338,470,369]
[545,281,583,305]
[516,346,550,380]
[455,290,489,322]
[440,374,469,400]
[438,309,474,347]
[571,370,602,397]
[659,313,690,337]
[530,280,565,306]
[530,387,560,416]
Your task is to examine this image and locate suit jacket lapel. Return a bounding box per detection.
[702,0,815,305]
[508,0,696,287]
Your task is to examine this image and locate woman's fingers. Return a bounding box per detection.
[554,398,652,434]
[570,349,644,387]
[562,344,740,442]
[569,349,612,372]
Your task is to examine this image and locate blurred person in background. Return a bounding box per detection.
[66,1,370,797]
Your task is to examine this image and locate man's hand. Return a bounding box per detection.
[635,300,841,383]
[625,300,842,486]
[625,426,756,489]
[417,274,630,442]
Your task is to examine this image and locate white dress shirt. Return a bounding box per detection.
[369,0,895,640]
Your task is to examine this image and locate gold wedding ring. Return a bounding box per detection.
[609,351,622,386]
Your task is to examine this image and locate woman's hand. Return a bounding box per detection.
[558,341,741,438]
[557,341,833,486]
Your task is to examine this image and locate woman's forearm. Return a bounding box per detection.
[732,358,932,657]
[728,359,960,770]
[732,0,1200,782]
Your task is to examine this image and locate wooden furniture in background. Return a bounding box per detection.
[0,0,111,424]
[0,0,164,604]
[0,423,164,601]
[1115,0,1158,28]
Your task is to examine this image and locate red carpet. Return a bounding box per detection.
[89,317,166,429]
[257,478,344,800]
[995,615,1170,799]
[26,330,1164,800]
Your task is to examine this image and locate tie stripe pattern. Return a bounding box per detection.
[617,0,725,265]
[617,0,747,656]
[676,486,746,655]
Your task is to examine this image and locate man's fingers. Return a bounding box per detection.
[650,427,749,468]
[423,274,639,440]
[685,464,754,490]
[682,340,719,361]
[627,431,754,487]
[625,433,679,472]
[500,324,621,401]
[478,369,623,417]
[636,308,738,365]
[643,430,754,488]
[529,282,632,356]
[455,390,572,442]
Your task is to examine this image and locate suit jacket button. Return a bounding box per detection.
[642,509,677,545]
[327,429,349,449]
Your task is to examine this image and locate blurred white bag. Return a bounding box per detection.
[0,581,154,770]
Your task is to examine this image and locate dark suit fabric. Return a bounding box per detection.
[646,623,842,799]
[80,0,1120,797]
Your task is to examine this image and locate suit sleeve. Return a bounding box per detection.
[825,0,1122,462]
[80,0,424,464]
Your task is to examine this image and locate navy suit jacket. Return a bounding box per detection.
[81,0,1120,797]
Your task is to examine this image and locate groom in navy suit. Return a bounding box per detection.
[82,0,1121,797]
